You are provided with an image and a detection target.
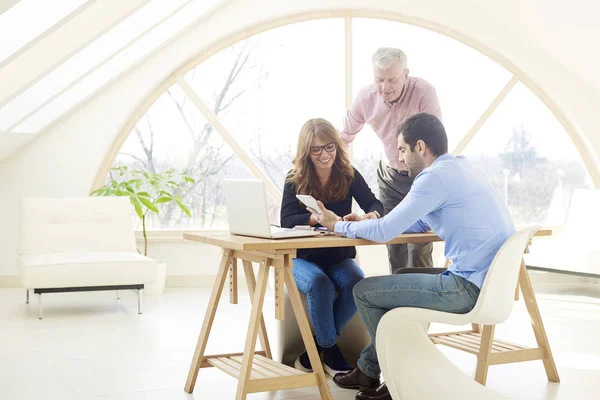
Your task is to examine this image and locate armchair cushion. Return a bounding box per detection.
[19,251,157,289]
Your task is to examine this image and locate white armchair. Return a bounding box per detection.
[18,197,158,319]
[376,226,540,400]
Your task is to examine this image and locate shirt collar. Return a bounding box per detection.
[383,83,406,107]
[414,153,452,180]
[430,153,452,167]
[432,153,452,164]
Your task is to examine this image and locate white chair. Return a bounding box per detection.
[376,226,540,400]
[18,197,158,319]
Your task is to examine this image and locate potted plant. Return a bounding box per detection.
[91,166,195,295]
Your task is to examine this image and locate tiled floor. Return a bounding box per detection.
[0,284,599,399]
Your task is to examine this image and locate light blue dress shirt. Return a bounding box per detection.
[334,153,515,288]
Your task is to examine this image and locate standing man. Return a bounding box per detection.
[340,47,442,273]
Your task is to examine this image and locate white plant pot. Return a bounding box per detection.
[144,261,167,295]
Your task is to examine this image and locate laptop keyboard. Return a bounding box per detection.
[270,227,295,234]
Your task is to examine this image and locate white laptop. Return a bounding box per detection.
[224,179,320,239]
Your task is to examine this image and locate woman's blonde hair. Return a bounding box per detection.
[287,118,354,203]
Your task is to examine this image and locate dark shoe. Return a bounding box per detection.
[322,343,353,377]
[333,367,380,391]
[356,383,391,400]
[293,338,322,373]
[294,351,313,372]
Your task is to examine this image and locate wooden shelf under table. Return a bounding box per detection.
[203,352,319,393]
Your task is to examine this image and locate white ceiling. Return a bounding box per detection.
[0,0,225,162]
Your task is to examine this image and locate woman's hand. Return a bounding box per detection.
[343,212,362,221]
[342,212,379,221]
[364,211,380,220]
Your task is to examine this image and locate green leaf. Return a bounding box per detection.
[139,196,159,213]
[174,195,192,217]
[137,191,151,198]
[116,190,131,196]
[132,197,144,220]
[178,202,192,218]
[184,176,195,184]
[155,196,172,204]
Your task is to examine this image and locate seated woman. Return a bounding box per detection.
[281,118,384,376]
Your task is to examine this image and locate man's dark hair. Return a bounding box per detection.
[397,113,448,156]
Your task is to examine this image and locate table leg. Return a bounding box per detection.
[518,259,560,382]
[185,249,233,393]
[236,259,272,400]
[275,262,286,321]
[242,260,273,359]
[283,266,333,400]
[230,258,238,304]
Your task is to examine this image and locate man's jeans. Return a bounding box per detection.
[377,160,433,273]
[292,258,365,348]
[353,269,480,378]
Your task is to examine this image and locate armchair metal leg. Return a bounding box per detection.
[138,289,143,314]
[37,294,43,319]
[26,289,29,304]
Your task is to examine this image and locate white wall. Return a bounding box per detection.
[0,0,599,282]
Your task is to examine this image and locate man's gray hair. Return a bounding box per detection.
[372,47,408,70]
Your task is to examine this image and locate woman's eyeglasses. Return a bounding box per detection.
[309,142,336,156]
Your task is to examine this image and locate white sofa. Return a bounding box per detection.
[18,197,158,319]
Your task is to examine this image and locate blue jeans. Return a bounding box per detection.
[292,258,365,348]
[353,271,481,378]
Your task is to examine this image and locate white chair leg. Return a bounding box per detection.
[138,289,143,314]
[116,290,121,300]
[37,294,43,319]
[26,289,29,304]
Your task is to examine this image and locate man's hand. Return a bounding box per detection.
[308,201,340,231]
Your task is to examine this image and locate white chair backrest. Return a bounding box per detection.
[20,197,137,255]
[469,226,540,325]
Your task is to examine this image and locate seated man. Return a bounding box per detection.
[310,113,515,400]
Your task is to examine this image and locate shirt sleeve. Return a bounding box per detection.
[340,93,366,146]
[280,179,312,228]
[419,88,443,122]
[334,171,446,242]
[350,168,384,216]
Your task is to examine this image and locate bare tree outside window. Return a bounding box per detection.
[113,39,268,229]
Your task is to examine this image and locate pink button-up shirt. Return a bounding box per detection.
[341,76,442,169]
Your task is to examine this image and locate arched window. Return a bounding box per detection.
[462,83,592,226]
[107,17,594,230]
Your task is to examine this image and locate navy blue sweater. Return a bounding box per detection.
[280,168,383,266]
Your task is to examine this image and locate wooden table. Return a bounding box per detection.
[182,229,558,398]
[182,232,444,400]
